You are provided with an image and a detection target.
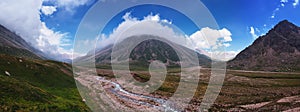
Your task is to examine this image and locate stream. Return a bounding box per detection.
[96,77,178,112]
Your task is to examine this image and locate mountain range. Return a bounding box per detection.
[77,20,300,72]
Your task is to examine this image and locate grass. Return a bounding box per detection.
[96,63,181,72]
[0,54,90,111]
[95,65,300,111]
[231,72,300,79]
[0,46,42,59]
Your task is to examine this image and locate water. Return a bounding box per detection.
[96,77,178,112]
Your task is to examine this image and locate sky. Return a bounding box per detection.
[0,0,299,61]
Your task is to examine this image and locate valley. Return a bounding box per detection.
[0,3,299,110]
[75,67,300,111]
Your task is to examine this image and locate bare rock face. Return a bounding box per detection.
[228,20,300,72]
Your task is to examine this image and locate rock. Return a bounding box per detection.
[5,71,10,76]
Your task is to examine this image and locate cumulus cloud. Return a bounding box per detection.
[0,0,73,61]
[188,27,232,49]
[97,12,235,61]
[41,6,57,16]
[250,27,259,39]
[0,0,42,43]
[96,13,184,48]
[36,22,74,60]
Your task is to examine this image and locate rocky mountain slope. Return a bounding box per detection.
[228,20,300,72]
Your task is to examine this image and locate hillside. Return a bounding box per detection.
[0,24,46,59]
[0,54,90,111]
[0,24,90,111]
[228,20,300,72]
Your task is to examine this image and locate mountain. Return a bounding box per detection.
[228,20,300,72]
[77,35,211,68]
[0,24,45,59]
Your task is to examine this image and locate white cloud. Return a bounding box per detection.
[0,0,42,43]
[96,12,234,61]
[223,43,231,47]
[37,22,74,60]
[271,8,280,18]
[250,27,259,39]
[38,22,69,48]
[293,0,299,7]
[0,0,73,61]
[96,12,180,48]
[225,51,240,61]
[41,6,57,16]
[271,15,275,18]
[188,27,232,50]
[208,50,240,61]
[281,0,288,6]
[43,0,93,13]
[273,0,297,18]
[219,28,233,41]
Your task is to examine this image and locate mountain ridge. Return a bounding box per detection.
[228,20,300,72]
[0,24,46,59]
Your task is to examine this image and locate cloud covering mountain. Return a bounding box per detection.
[0,0,92,61]
[94,12,237,61]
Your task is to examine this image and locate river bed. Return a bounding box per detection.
[96,77,178,112]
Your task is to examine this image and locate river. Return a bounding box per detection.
[96,77,178,112]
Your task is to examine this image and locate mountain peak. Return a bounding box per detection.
[228,20,300,72]
[278,20,291,25]
[77,35,211,67]
[276,20,295,27]
[273,20,299,35]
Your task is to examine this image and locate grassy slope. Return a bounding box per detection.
[0,46,42,60]
[0,54,90,111]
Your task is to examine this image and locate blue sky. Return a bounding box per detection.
[202,0,300,51]
[42,0,300,53]
[0,0,299,60]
